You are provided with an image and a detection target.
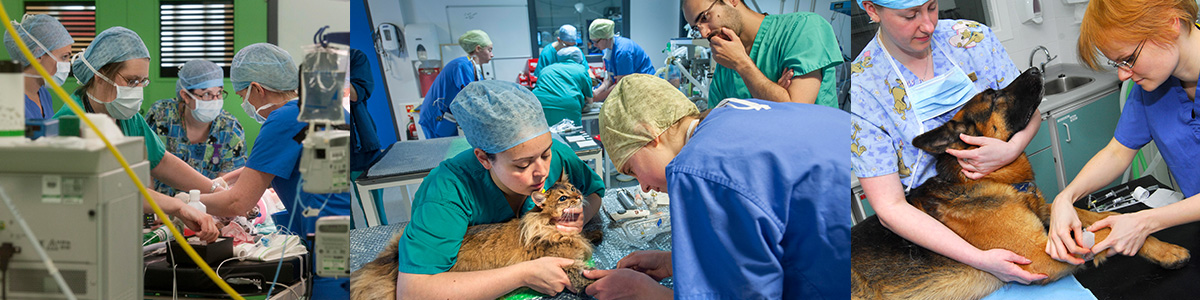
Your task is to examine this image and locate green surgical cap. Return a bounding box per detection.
[598,74,698,173]
[458,30,492,54]
[589,19,615,39]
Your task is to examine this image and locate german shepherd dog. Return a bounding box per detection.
[850,68,1190,300]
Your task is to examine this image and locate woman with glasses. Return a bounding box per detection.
[1048,0,1200,266]
[850,0,1050,286]
[53,27,220,243]
[144,59,246,196]
[4,14,73,120]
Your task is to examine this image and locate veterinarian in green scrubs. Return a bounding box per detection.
[681,0,843,108]
[394,80,605,299]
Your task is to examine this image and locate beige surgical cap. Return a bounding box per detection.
[589,19,615,39]
[599,74,699,173]
[458,30,492,54]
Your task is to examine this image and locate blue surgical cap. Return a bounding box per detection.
[230,43,298,92]
[4,14,74,67]
[450,80,550,154]
[556,46,584,64]
[71,27,149,86]
[176,59,224,92]
[857,0,929,9]
[556,25,578,42]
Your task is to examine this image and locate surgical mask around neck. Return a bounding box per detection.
[239,88,275,124]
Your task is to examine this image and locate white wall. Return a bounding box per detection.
[277,0,351,68]
[630,0,681,69]
[991,0,1088,73]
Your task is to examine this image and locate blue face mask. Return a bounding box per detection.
[907,67,974,121]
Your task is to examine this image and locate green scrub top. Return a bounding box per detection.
[708,12,843,109]
[535,43,587,78]
[533,63,594,126]
[55,90,167,170]
[395,140,606,274]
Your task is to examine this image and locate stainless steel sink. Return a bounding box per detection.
[1044,76,1094,96]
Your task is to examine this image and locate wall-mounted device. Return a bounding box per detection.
[1022,0,1044,24]
[404,24,440,62]
[375,23,408,80]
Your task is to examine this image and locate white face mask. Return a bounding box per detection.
[239,87,274,124]
[188,92,223,123]
[77,54,145,120]
[16,21,71,85]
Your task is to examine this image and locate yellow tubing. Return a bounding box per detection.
[0,8,246,300]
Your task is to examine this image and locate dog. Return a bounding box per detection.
[850,68,1190,300]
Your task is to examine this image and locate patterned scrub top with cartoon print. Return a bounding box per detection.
[144,97,247,196]
[849,19,1019,189]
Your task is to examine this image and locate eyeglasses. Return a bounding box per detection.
[188,89,228,100]
[117,73,151,87]
[690,0,720,32]
[1106,40,1146,71]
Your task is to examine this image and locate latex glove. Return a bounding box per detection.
[945,133,1023,180]
[615,250,672,280]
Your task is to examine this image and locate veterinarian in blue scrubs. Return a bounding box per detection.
[534,24,586,78]
[585,74,850,299]
[848,0,1063,292]
[4,14,73,120]
[534,47,594,125]
[1048,0,1200,267]
[589,18,655,102]
[196,43,351,298]
[394,81,606,299]
[418,30,492,139]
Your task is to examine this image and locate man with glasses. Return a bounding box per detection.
[682,0,843,109]
[588,18,655,102]
[145,59,247,196]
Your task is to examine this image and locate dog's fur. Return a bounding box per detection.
[350,180,600,300]
[850,68,1190,300]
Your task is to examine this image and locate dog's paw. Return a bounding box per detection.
[1143,241,1190,269]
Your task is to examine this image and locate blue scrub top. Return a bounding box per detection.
[25,86,53,120]
[418,56,477,139]
[603,36,654,77]
[1116,76,1200,197]
[850,19,1019,189]
[668,99,850,299]
[245,100,352,237]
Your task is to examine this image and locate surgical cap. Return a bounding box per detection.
[230,43,298,92]
[856,0,928,9]
[556,47,584,64]
[176,59,224,92]
[556,24,578,42]
[458,30,492,54]
[599,74,698,172]
[589,19,615,39]
[4,14,73,67]
[71,27,149,86]
[450,80,550,154]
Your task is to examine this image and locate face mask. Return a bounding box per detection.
[77,54,145,120]
[239,88,275,124]
[188,92,223,123]
[878,40,975,122]
[16,21,71,85]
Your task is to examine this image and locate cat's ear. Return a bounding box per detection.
[532,191,547,208]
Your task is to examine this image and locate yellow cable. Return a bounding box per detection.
[0,8,246,300]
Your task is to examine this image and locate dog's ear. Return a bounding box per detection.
[913,120,970,154]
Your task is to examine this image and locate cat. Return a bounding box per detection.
[350,180,601,300]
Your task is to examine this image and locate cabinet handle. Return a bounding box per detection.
[1062,123,1071,142]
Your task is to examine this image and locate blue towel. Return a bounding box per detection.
[982,275,1096,300]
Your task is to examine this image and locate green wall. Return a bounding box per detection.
[1,0,268,151]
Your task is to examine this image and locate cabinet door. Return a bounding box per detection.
[1057,92,1122,189]
[1027,147,1060,201]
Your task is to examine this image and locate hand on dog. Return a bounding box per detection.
[976,249,1049,284]
[1089,212,1154,257]
[583,268,671,300]
[1046,198,1091,265]
[708,28,752,72]
[616,250,673,280]
[945,133,1023,180]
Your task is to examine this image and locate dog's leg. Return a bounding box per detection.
[1074,208,1190,269]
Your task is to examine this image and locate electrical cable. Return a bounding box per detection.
[0,5,246,300]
